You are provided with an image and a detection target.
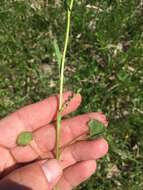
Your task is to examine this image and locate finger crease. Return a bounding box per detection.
[71,145,80,162]
[67,124,77,142]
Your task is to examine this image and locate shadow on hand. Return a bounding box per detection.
[0,179,32,190]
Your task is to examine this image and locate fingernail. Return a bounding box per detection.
[41,159,62,183]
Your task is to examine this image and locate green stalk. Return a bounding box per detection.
[56,0,74,161]
[54,1,74,190]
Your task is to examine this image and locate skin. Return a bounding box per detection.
[0,92,109,190]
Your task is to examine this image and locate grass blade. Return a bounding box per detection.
[53,38,62,69]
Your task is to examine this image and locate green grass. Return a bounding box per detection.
[0,1,143,189]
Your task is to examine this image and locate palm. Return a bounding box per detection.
[0,92,108,190]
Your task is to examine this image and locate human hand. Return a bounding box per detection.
[0,92,108,190]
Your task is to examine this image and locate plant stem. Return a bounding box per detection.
[55,0,74,161]
[54,1,74,190]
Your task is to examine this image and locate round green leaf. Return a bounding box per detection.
[16,131,33,146]
[88,119,106,140]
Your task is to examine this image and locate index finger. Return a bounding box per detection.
[0,92,82,148]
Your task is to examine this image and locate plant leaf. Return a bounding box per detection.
[88,119,106,140]
[53,38,62,69]
[16,131,33,146]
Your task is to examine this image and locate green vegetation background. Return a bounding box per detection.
[0,0,143,189]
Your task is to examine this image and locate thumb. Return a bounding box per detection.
[0,159,63,190]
